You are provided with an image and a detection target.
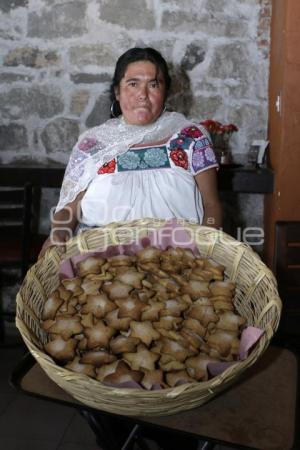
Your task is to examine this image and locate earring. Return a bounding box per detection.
[162,105,167,114]
[110,100,118,118]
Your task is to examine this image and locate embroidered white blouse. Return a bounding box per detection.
[78,125,218,228]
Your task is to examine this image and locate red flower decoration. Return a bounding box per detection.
[222,124,239,133]
[98,159,116,174]
[174,137,185,146]
[181,126,202,139]
[200,120,238,135]
[170,149,188,170]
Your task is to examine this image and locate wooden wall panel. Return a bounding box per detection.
[264,0,300,268]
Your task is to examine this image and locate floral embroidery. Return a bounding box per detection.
[192,148,205,172]
[143,147,168,167]
[78,137,97,152]
[194,137,211,150]
[181,126,203,139]
[118,151,140,170]
[192,147,217,173]
[98,159,116,174]
[118,147,170,172]
[170,148,188,170]
[139,161,148,169]
[205,147,217,162]
[169,134,192,150]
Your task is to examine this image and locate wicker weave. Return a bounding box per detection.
[16,219,282,416]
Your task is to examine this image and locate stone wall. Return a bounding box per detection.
[0,0,272,247]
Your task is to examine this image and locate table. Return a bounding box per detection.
[0,162,274,193]
[10,346,299,450]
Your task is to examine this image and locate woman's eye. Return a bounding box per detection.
[128,81,137,87]
[150,81,159,88]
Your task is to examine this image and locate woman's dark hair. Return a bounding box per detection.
[110,47,171,117]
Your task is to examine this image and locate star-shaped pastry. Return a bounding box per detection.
[80,350,116,367]
[42,291,63,320]
[110,335,140,354]
[105,309,131,331]
[81,293,116,318]
[47,315,83,340]
[65,356,96,378]
[141,300,164,321]
[141,369,166,390]
[102,360,143,385]
[115,296,146,320]
[84,320,115,349]
[44,336,77,362]
[61,277,83,296]
[123,344,159,371]
[130,320,160,346]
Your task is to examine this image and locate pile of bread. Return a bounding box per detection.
[41,246,246,389]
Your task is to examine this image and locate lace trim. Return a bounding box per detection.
[56,112,198,211]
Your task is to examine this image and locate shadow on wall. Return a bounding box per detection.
[167,64,193,117]
[220,192,264,256]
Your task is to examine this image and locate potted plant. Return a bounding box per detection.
[200,120,238,165]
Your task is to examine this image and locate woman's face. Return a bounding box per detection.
[115,60,166,125]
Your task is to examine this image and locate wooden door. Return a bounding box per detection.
[264,0,300,268]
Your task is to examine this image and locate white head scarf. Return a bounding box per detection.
[56,111,197,211]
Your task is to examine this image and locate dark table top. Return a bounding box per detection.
[0,161,66,188]
[10,346,298,450]
[0,161,274,193]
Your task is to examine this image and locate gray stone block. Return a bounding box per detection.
[160,0,202,5]
[70,73,111,84]
[4,47,59,68]
[70,90,90,116]
[100,0,155,29]
[202,17,249,38]
[41,118,80,154]
[0,73,33,83]
[27,2,87,38]
[162,10,248,38]
[205,0,228,13]
[0,123,28,151]
[209,43,250,80]
[189,95,223,120]
[229,103,266,130]
[161,10,195,32]
[0,0,28,13]
[69,45,117,67]
[85,94,111,128]
[0,85,64,119]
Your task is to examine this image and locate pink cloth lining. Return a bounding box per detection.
[60,219,200,279]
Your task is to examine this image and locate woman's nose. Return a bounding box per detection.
[138,85,147,99]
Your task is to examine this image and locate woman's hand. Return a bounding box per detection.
[38,191,85,259]
[38,230,68,259]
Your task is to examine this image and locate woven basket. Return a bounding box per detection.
[16,219,282,417]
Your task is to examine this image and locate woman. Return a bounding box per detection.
[40,47,222,257]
